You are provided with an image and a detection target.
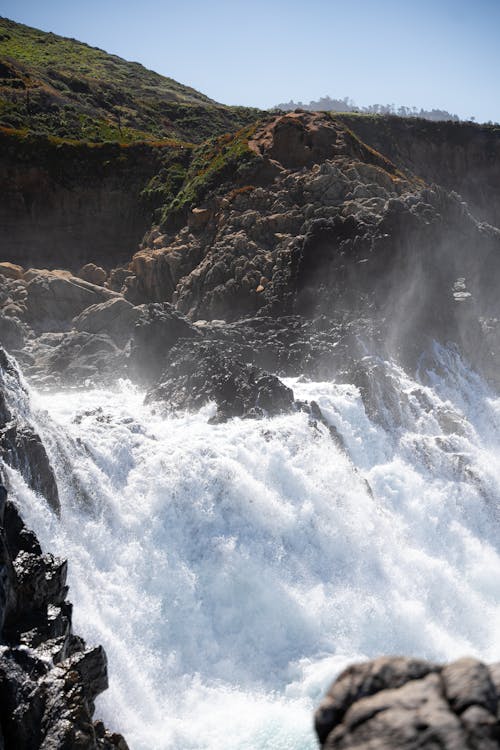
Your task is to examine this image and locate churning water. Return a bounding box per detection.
[5,343,500,749]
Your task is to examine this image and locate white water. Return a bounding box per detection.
[5,343,500,749]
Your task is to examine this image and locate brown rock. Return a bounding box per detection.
[0,262,24,280]
[78,263,107,286]
[188,207,211,231]
[25,272,118,331]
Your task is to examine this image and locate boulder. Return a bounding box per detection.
[43,331,123,386]
[73,297,141,346]
[25,272,117,332]
[78,263,107,286]
[315,656,500,749]
[146,339,295,422]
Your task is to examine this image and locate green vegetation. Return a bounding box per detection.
[0,16,263,143]
[160,122,260,227]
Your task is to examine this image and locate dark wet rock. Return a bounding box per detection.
[0,314,25,351]
[315,656,500,749]
[0,423,60,514]
[0,349,60,512]
[0,478,128,749]
[129,302,201,383]
[146,339,295,422]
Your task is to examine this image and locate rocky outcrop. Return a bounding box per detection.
[124,112,500,381]
[315,656,500,749]
[146,338,295,422]
[337,115,500,228]
[0,484,127,749]
[0,349,59,512]
[1,112,499,391]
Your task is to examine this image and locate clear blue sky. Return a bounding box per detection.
[2,0,500,122]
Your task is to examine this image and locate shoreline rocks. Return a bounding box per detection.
[315,656,500,749]
[0,482,127,749]
[146,338,295,422]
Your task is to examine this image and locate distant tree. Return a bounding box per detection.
[273,94,463,122]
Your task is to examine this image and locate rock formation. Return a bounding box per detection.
[315,656,500,749]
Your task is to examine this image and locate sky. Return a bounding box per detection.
[1,0,500,123]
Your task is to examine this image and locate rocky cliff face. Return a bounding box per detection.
[337,115,500,228]
[123,112,500,379]
[1,112,500,391]
[0,131,187,271]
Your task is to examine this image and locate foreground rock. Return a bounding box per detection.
[146,339,295,422]
[74,297,141,346]
[315,656,500,749]
[0,483,128,749]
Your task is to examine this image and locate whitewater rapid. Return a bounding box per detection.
[5,344,500,749]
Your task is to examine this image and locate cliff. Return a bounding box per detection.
[0,128,191,269]
[336,114,500,227]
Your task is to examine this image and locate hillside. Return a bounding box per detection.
[0,16,262,143]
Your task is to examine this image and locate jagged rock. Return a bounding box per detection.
[146,339,295,422]
[73,298,141,346]
[0,423,60,514]
[0,477,128,749]
[129,302,201,383]
[315,656,500,749]
[114,112,500,388]
[0,349,60,512]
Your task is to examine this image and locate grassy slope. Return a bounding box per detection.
[0,16,263,143]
